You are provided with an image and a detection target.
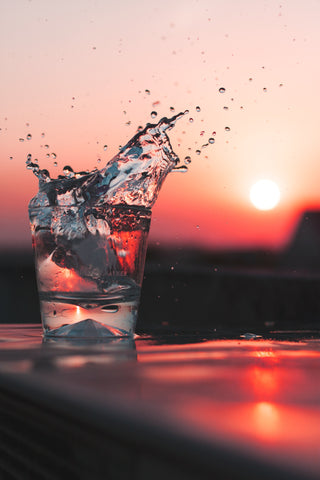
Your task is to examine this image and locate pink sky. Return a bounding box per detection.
[1,0,320,250]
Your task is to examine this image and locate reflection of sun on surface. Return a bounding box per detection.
[250,180,280,211]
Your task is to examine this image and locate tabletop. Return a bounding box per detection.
[0,324,319,480]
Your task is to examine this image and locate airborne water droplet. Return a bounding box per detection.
[51,153,57,159]
[184,156,191,164]
[225,126,230,132]
[27,153,32,161]
[145,89,150,95]
[63,165,75,178]
[219,87,226,93]
[97,158,101,163]
[26,134,32,140]
[170,106,175,112]
[19,138,24,142]
[44,144,49,149]
[196,106,201,112]
[53,161,58,167]
[223,106,229,110]
[263,87,267,92]
[46,153,50,158]
[103,145,108,151]
[151,111,157,119]
[209,138,215,144]
[41,133,45,138]
[189,117,194,123]
[9,156,13,160]
[173,165,188,173]
[196,149,201,155]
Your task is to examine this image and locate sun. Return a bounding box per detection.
[250,180,280,211]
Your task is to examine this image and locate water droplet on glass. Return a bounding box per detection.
[196,149,201,155]
[26,134,32,140]
[51,153,57,159]
[145,89,150,95]
[151,111,157,119]
[196,106,201,112]
[225,126,230,132]
[263,87,267,92]
[219,87,226,93]
[103,145,108,151]
[19,138,24,142]
[101,305,119,313]
[189,117,194,123]
[44,144,49,149]
[170,106,175,112]
[184,156,191,164]
[209,137,215,144]
[172,165,188,173]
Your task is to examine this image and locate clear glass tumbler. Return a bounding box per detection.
[29,204,151,338]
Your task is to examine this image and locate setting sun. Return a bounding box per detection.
[250,180,281,211]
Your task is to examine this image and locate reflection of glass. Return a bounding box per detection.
[40,336,137,367]
[30,205,151,338]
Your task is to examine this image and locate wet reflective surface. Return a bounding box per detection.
[0,325,320,479]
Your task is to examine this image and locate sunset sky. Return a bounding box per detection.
[2,0,320,250]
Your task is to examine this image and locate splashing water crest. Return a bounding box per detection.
[28,111,188,210]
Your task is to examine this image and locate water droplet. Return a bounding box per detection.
[27,153,32,161]
[170,266,174,271]
[189,117,194,123]
[184,156,191,164]
[172,165,188,173]
[170,106,175,112]
[151,111,157,119]
[103,145,108,151]
[34,158,38,163]
[51,153,57,159]
[279,83,283,87]
[125,120,131,126]
[240,332,262,340]
[41,133,45,138]
[219,87,226,93]
[263,87,267,92]
[123,110,127,115]
[196,149,201,155]
[212,131,216,136]
[196,225,200,229]
[26,133,32,140]
[209,138,215,144]
[97,158,101,163]
[44,144,49,149]
[223,106,229,110]
[200,130,205,136]
[184,109,189,114]
[202,143,209,148]
[46,153,50,158]
[145,89,150,95]
[196,106,201,112]
[53,161,58,167]
[101,305,119,313]
[63,165,74,178]
[137,126,143,132]
[9,156,13,160]
[225,126,230,132]
[19,138,24,142]
[249,77,253,81]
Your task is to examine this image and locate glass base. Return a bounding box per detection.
[40,293,139,338]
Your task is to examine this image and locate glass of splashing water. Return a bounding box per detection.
[29,205,151,337]
[28,111,187,338]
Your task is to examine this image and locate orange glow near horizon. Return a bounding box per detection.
[2,1,320,250]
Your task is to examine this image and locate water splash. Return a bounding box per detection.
[28,111,188,210]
